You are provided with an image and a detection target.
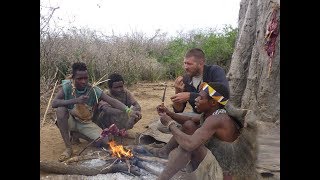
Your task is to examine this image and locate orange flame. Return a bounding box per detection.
[108,140,133,158]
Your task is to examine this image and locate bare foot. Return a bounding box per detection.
[58,147,73,162]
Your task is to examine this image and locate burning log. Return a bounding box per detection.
[40,160,141,176]
[108,140,133,158]
[107,140,135,174]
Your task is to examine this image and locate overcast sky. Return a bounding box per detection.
[41,0,241,37]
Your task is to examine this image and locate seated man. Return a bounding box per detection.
[155,82,240,180]
[170,48,229,114]
[52,63,140,162]
[157,48,229,133]
[94,73,142,130]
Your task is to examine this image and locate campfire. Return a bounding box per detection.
[40,123,168,178]
[108,140,133,159]
[105,140,135,174]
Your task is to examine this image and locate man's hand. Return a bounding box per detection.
[174,76,185,93]
[135,111,142,120]
[156,104,170,115]
[76,95,89,104]
[170,92,190,103]
[126,117,135,129]
[126,111,142,129]
[159,112,173,126]
[129,110,141,119]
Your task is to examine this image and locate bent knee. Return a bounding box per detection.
[182,120,198,134]
[56,107,69,120]
[169,146,190,160]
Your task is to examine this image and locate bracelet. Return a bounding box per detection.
[125,106,131,113]
[125,106,132,117]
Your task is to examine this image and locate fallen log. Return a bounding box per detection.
[135,160,162,176]
[40,161,141,176]
[63,155,100,165]
[134,154,168,165]
[63,152,115,165]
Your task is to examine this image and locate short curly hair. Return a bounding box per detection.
[72,62,87,77]
[107,73,124,88]
[185,48,205,61]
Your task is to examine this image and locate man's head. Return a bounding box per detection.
[71,62,89,91]
[107,73,125,95]
[195,82,229,112]
[183,48,205,77]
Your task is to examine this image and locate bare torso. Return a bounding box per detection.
[203,113,240,143]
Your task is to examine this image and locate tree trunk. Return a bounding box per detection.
[227,0,280,123]
[40,160,141,176]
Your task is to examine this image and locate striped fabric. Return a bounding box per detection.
[200,82,228,105]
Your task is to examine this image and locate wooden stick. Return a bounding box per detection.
[78,137,100,156]
[101,158,119,171]
[161,84,167,106]
[41,78,58,128]
[125,159,131,173]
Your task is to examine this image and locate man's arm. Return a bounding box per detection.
[52,89,85,108]
[164,115,219,152]
[100,103,123,115]
[167,110,200,124]
[99,93,128,112]
[157,105,200,124]
[99,92,141,120]
[171,76,187,113]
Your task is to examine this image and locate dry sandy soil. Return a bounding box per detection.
[40,81,181,177]
[40,81,280,179]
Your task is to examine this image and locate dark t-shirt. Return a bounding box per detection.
[174,64,229,114]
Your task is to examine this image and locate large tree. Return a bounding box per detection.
[227,0,280,123]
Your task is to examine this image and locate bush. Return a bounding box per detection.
[40,26,237,89]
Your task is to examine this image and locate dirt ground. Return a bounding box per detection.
[40,81,280,179]
[40,81,183,176]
